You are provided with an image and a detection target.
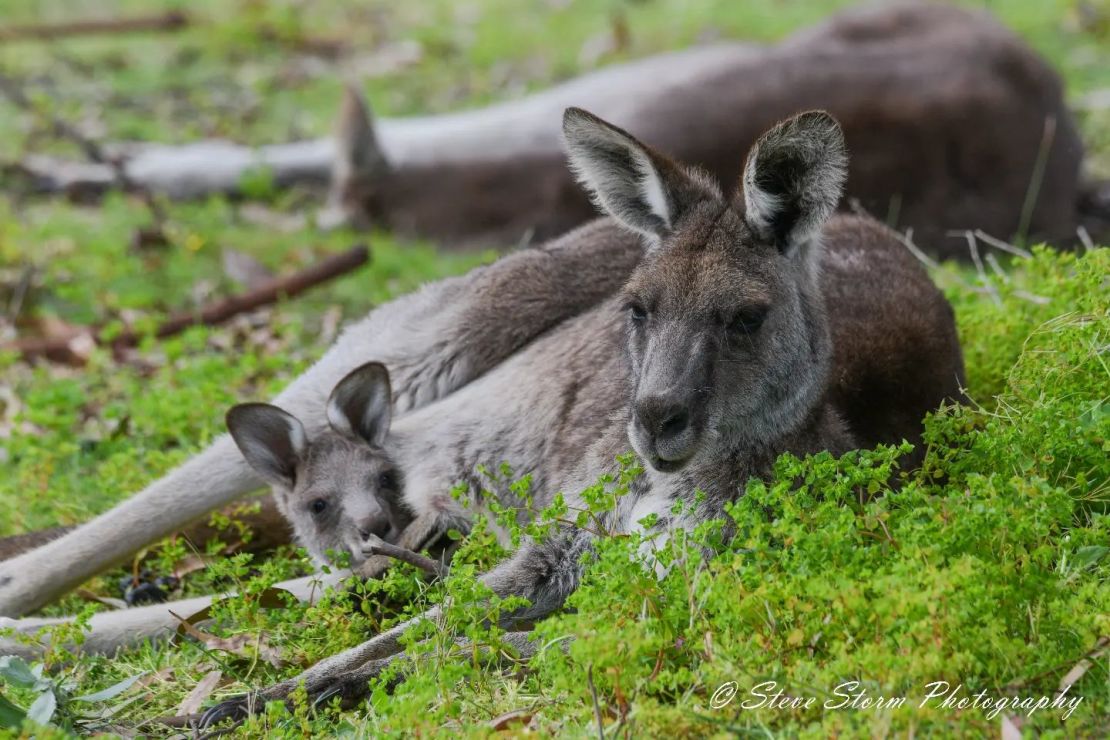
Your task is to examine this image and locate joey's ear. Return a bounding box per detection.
[327,362,392,447]
[562,107,717,246]
[741,110,848,255]
[226,404,307,489]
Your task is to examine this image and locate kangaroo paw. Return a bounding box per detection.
[310,655,403,710]
[197,692,259,732]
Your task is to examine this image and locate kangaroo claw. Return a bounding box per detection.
[197,692,258,732]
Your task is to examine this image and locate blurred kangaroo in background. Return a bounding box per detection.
[323,1,1081,257]
[199,108,966,723]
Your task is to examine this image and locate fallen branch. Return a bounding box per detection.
[0,11,189,42]
[7,243,369,364]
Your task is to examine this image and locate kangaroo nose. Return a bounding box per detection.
[659,408,690,440]
[636,398,691,443]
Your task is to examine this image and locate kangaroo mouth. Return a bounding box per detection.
[650,455,689,473]
[631,418,699,473]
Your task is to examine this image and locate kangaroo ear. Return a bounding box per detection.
[741,110,848,255]
[320,83,390,230]
[562,107,716,247]
[327,362,392,447]
[226,404,307,489]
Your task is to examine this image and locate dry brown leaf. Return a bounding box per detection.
[171,554,213,579]
[1058,636,1109,695]
[176,669,222,716]
[171,612,285,668]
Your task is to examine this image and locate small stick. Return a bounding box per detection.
[0,11,189,42]
[7,244,369,364]
[1016,115,1056,246]
[984,253,1010,284]
[586,663,605,740]
[972,229,1032,259]
[362,536,448,579]
[846,200,943,272]
[963,231,1001,306]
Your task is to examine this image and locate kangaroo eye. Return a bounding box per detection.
[626,301,648,323]
[378,470,396,490]
[310,499,328,515]
[729,305,769,335]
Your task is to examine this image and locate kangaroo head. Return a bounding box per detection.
[226,362,410,566]
[563,108,847,472]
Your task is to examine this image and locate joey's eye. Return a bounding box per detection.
[626,301,648,323]
[378,470,397,490]
[310,498,328,515]
[729,306,769,335]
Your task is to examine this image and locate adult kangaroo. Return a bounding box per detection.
[197,108,966,723]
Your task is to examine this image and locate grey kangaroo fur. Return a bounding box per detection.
[199,108,965,725]
[0,221,646,617]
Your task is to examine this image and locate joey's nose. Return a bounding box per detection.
[358,517,390,541]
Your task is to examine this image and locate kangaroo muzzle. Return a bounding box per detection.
[630,331,709,472]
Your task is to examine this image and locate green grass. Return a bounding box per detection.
[0,0,1108,736]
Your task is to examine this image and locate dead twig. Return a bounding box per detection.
[0,11,189,42]
[984,253,1010,284]
[972,229,1033,259]
[362,535,448,579]
[962,230,1001,306]
[1016,115,1056,246]
[6,244,369,364]
[586,663,605,740]
[846,200,941,272]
